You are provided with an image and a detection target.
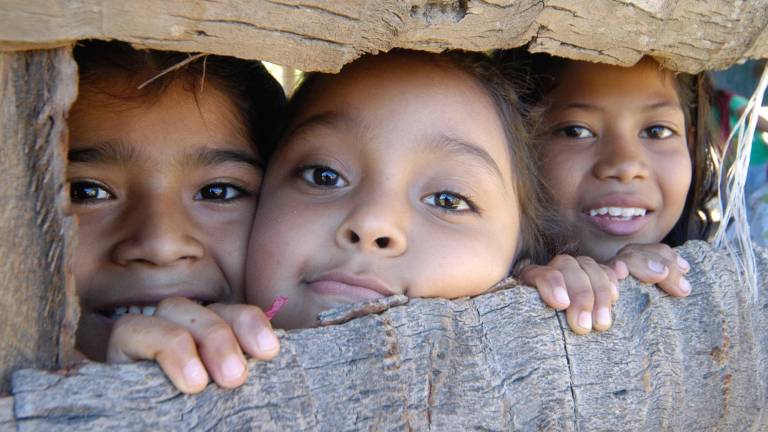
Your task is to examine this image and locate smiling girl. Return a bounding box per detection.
[505,53,720,333]
[70,41,286,391]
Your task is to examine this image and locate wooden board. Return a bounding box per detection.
[9,241,768,430]
[0,1,767,73]
[0,48,78,394]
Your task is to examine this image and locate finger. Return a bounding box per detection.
[156,297,248,389]
[611,260,629,279]
[653,265,692,297]
[518,263,571,310]
[107,314,209,394]
[551,255,594,335]
[612,250,670,284]
[208,303,281,360]
[576,257,615,332]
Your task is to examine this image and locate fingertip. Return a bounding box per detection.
[679,277,692,296]
[677,256,691,273]
[648,259,668,275]
[181,358,209,394]
[552,286,571,310]
[613,260,629,279]
[217,354,247,388]
[593,307,612,331]
[253,327,281,359]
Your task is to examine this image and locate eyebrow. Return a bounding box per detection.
[283,111,357,140]
[423,133,505,181]
[68,140,138,164]
[181,148,262,169]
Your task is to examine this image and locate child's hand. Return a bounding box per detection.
[607,243,692,297]
[519,255,623,335]
[106,297,280,394]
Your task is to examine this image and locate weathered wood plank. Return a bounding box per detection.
[0,1,766,73]
[9,241,767,430]
[0,397,15,429]
[0,48,78,393]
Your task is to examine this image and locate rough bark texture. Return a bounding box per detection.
[9,241,768,431]
[0,1,767,73]
[0,48,78,394]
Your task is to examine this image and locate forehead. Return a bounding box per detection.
[549,59,681,106]
[287,54,514,180]
[70,77,250,154]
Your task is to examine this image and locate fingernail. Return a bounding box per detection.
[256,328,280,352]
[679,277,691,295]
[553,286,570,305]
[596,307,611,327]
[677,256,690,271]
[578,311,592,330]
[610,283,619,297]
[183,359,207,387]
[648,260,666,274]
[220,355,245,382]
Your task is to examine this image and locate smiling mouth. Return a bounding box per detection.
[100,299,209,321]
[586,206,649,221]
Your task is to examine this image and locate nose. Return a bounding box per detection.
[111,195,204,266]
[335,197,408,257]
[592,133,650,182]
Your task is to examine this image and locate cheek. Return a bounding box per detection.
[540,148,584,209]
[659,151,693,217]
[72,212,112,296]
[195,204,257,291]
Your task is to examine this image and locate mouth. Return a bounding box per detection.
[306,271,396,304]
[97,299,210,321]
[582,206,652,236]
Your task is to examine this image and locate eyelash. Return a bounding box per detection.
[555,125,595,139]
[640,125,676,139]
[194,182,252,202]
[69,180,115,204]
[422,191,480,215]
[297,165,349,188]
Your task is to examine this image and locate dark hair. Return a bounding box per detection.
[495,49,720,251]
[284,49,551,264]
[73,40,287,162]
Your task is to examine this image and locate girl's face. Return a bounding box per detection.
[539,59,692,261]
[69,78,262,360]
[246,54,521,330]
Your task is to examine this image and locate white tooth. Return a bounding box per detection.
[115,306,128,315]
[635,208,647,216]
[589,209,598,216]
[128,305,141,315]
[597,207,609,215]
[621,208,633,217]
[608,207,622,216]
[142,305,156,316]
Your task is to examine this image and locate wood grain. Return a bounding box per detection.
[0,48,78,393]
[9,241,767,430]
[0,1,766,73]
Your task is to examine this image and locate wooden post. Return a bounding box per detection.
[0,47,78,393]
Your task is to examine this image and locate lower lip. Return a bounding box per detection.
[308,280,385,303]
[583,213,651,236]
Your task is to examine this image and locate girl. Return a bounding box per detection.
[504,52,720,333]
[70,41,286,390]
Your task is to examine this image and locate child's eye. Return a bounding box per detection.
[556,125,595,139]
[299,165,349,188]
[195,183,249,201]
[70,180,115,203]
[422,191,477,213]
[640,125,675,139]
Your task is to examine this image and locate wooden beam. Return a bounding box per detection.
[0,48,78,393]
[9,241,768,430]
[0,1,767,73]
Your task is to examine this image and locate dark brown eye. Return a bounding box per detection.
[70,181,113,202]
[422,191,474,212]
[195,183,247,201]
[641,125,674,139]
[300,166,348,188]
[557,125,594,139]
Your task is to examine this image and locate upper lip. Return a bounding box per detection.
[581,193,655,213]
[308,270,396,296]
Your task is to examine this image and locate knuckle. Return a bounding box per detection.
[553,254,578,267]
[164,327,196,353]
[156,296,192,315]
[201,321,236,343]
[576,256,598,268]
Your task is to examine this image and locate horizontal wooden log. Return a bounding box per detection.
[0,48,78,394]
[9,241,768,430]
[0,1,766,73]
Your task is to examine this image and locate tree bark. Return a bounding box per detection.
[9,241,767,431]
[0,1,766,73]
[0,48,78,394]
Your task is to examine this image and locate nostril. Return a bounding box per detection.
[375,237,390,248]
[349,231,360,243]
